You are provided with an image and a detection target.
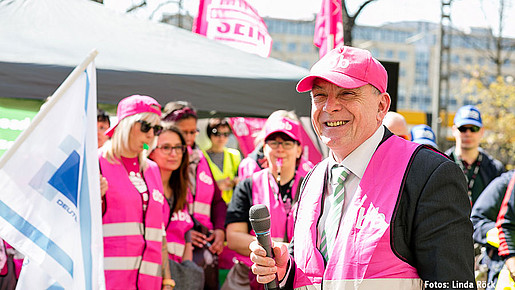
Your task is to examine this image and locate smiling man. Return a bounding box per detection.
[445,105,504,205]
[248,46,476,290]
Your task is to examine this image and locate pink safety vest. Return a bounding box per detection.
[293,136,424,290]
[100,154,165,290]
[189,148,216,230]
[164,191,194,263]
[236,163,313,268]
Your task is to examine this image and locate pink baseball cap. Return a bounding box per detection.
[264,117,302,144]
[105,95,162,137]
[296,46,387,93]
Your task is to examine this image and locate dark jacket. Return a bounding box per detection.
[471,170,514,289]
[495,171,515,257]
[445,147,505,203]
[471,171,515,245]
[283,129,476,289]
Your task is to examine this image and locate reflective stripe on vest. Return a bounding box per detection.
[293,136,421,288]
[144,227,164,243]
[139,260,162,277]
[103,222,143,237]
[104,256,142,270]
[193,201,211,217]
[293,278,423,290]
[167,242,186,258]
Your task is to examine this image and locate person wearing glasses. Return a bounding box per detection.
[224,116,313,289]
[445,105,504,204]
[203,118,242,204]
[99,95,171,289]
[149,124,205,290]
[162,101,226,290]
[237,110,313,181]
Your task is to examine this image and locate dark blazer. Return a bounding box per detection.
[283,128,476,289]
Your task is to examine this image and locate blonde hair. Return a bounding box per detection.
[102,112,161,172]
[254,110,299,146]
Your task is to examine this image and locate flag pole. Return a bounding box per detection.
[0,49,99,168]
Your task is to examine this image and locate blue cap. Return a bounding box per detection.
[454,105,482,128]
[411,124,438,149]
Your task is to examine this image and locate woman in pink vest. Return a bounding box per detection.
[99,95,171,290]
[149,124,205,289]
[238,110,313,181]
[224,116,313,290]
[162,101,227,290]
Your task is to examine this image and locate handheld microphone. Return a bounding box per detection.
[249,204,279,290]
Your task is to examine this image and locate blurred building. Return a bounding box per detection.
[263,18,515,114]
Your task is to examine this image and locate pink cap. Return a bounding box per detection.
[264,117,301,144]
[296,46,387,93]
[105,95,162,137]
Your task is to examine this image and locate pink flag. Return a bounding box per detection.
[193,0,272,57]
[314,0,344,58]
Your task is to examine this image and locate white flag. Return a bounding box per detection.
[0,51,105,290]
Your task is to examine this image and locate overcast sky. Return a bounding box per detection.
[105,0,515,37]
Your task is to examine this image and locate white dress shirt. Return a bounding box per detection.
[317,125,385,250]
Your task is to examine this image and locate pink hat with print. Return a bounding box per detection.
[264,117,302,144]
[296,46,388,93]
[105,95,162,137]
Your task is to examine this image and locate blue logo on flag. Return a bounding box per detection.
[48,151,80,206]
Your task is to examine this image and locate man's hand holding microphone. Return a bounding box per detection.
[249,204,290,289]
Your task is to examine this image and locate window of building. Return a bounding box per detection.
[288,42,297,52]
[301,43,312,53]
[385,50,394,59]
[398,51,407,60]
[273,41,282,52]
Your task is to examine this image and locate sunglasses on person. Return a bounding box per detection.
[213,132,231,137]
[457,125,480,133]
[156,144,187,155]
[265,140,296,150]
[137,120,163,136]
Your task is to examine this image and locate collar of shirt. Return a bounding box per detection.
[328,125,385,183]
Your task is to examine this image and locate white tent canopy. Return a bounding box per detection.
[0,0,311,116]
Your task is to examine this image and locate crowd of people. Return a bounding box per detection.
[1,45,514,290]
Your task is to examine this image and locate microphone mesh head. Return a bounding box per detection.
[249,204,271,233]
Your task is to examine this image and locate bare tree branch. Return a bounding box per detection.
[126,0,147,13]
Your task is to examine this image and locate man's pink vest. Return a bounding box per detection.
[164,193,194,263]
[190,149,216,230]
[293,137,424,289]
[100,155,165,290]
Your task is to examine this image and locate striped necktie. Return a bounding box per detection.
[320,166,350,261]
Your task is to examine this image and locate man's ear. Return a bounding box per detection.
[377,92,391,121]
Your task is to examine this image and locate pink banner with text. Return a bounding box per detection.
[228,117,322,165]
[193,0,272,57]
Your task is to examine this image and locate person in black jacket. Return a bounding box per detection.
[494,170,515,284]
[471,170,515,289]
[248,45,476,290]
[445,105,505,204]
